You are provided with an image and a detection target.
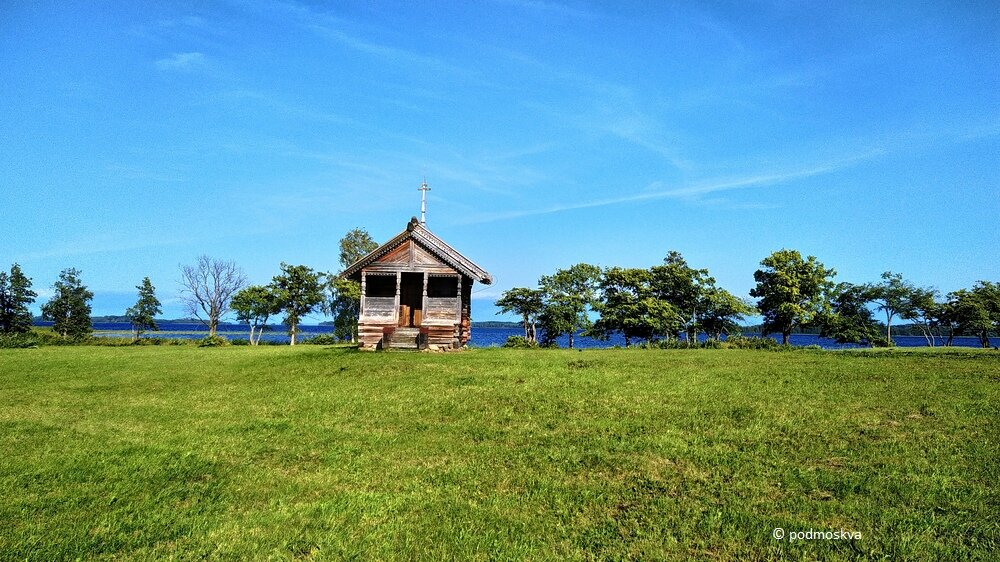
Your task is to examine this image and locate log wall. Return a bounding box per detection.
[354,238,479,350]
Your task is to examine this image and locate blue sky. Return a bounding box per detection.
[2,1,998,323]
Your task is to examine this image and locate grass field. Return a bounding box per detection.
[1,346,998,560]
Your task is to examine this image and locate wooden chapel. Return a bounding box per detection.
[340,216,493,350]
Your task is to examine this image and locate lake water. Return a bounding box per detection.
[469,327,998,349]
[64,322,1000,349]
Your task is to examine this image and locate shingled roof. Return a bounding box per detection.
[340,217,493,284]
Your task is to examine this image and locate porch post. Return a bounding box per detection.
[360,271,367,316]
[394,271,402,324]
[456,275,463,322]
[422,272,429,326]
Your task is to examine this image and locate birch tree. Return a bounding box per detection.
[179,256,246,338]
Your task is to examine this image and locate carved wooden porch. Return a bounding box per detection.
[341,217,492,350]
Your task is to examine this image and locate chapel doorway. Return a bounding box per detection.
[398,272,423,327]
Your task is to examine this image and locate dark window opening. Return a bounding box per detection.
[365,275,395,297]
[428,276,458,298]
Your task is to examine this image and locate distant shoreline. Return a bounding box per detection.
[32,317,941,336]
[33,318,526,329]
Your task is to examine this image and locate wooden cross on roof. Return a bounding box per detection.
[418,179,431,225]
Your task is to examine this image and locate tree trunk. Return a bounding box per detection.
[782,331,790,345]
[568,331,574,349]
[885,312,892,345]
[249,325,255,345]
[290,322,297,346]
[529,322,536,343]
[209,318,218,338]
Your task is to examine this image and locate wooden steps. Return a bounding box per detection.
[384,327,421,351]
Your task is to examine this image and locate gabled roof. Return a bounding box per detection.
[340,217,493,284]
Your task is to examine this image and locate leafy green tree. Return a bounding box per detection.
[750,249,835,345]
[496,287,545,343]
[817,282,884,346]
[538,294,580,347]
[698,286,755,341]
[179,256,247,338]
[949,282,1000,348]
[41,268,93,340]
[900,287,941,346]
[0,263,37,334]
[933,299,960,346]
[231,285,281,345]
[650,251,713,343]
[591,267,648,347]
[339,228,378,270]
[327,278,362,342]
[871,271,916,345]
[979,281,1000,340]
[125,277,162,342]
[328,228,379,342]
[272,263,325,346]
[538,263,600,348]
[591,267,680,346]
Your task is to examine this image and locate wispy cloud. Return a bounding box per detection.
[458,113,1000,226]
[157,15,206,29]
[501,50,692,171]
[266,1,495,91]
[267,0,466,76]
[104,164,185,183]
[218,89,357,126]
[459,149,883,225]
[17,234,198,262]
[155,51,210,72]
[488,0,598,20]
[308,26,457,74]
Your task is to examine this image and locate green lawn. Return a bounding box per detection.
[1,346,997,560]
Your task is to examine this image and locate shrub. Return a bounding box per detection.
[198,335,230,347]
[133,337,192,346]
[503,336,538,349]
[231,338,249,346]
[302,335,339,345]
[140,337,193,346]
[87,337,133,347]
[723,335,783,350]
[0,333,40,348]
[34,330,73,346]
[0,330,75,348]
[640,339,689,349]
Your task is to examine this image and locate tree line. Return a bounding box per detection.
[0,228,380,345]
[495,249,1000,348]
[1,265,99,341]
[206,229,378,345]
[3,242,998,348]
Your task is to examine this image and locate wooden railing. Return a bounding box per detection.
[361,297,396,321]
[423,297,460,324]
